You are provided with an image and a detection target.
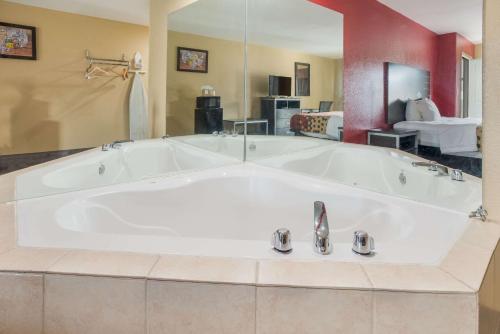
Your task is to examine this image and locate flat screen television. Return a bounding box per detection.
[269,75,292,97]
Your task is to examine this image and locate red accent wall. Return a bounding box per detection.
[310,0,439,143]
[434,33,476,117]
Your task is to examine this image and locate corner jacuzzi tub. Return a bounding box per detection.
[256,143,482,214]
[171,134,332,160]
[15,139,238,199]
[17,163,469,265]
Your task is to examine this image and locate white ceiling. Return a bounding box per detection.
[6,0,483,44]
[169,0,344,58]
[6,0,150,26]
[378,0,483,43]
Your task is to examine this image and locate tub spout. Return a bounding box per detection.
[313,201,332,255]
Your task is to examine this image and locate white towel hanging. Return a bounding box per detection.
[129,73,148,140]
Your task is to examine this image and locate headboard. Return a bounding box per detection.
[385,62,430,125]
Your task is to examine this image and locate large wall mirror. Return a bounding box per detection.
[244,0,344,160]
[0,0,483,216]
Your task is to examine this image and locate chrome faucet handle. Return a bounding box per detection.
[427,161,438,171]
[313,201,332,255]
[271,228,292,253]
[450,169,464,181]
[352,230,375,255]
[111,139,134,149]
[101,143,111,151]
[470,205,488,222]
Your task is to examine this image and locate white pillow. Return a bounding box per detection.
[418,98,441,121]
[405,100,423,121]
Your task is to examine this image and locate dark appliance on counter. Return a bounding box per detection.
[195,96,223,134]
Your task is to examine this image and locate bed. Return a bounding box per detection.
[385,62,481,154]
[394,117,482,154]
[290,111,344,140]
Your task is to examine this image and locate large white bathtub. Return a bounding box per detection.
[15,139,238,199]
[256,143,482,213]
[172,134,331,160]
[17,163,469,265]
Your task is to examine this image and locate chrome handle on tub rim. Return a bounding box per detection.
[271,228,292,253]
[352,230,375,255]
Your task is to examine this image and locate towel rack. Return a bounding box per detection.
[84,49,146,80]
[85,49,129,67]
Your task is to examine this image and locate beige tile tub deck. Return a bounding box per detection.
[147,280,256,334]
[373,291,478,334]
[44,274,146,334]
[258,259,371,289]
[363,264,472,293]
[0,273,43,334]
[440,241,494,291]
[256,286,372,334]
[49,249,159,278]
[0,202,16,254]
[148,255,257,284]
[0,247,68,272]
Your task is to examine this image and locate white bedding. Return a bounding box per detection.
[298,111,344,140]
[325,111,344,140]
[394,117,481,153]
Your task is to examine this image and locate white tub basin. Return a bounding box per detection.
[257,144,482,213]
[15,139,238,199]
[172,134,332,160]
[17,164,469,265]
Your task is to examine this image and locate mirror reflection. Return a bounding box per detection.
[246,0,344,153]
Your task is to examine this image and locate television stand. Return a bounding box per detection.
[260,97,301,136]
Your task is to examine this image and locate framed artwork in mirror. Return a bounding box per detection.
[177,47,208,73]
[295,62,310,96]
[0,22,37,60]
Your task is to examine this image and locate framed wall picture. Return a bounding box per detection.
[177,47,208,73]
[0,22,37,60]
[295,62,310,96]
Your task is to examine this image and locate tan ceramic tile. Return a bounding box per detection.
[461,221,500,253]
[0,273,43,334]
[374,291,477,334]
[148,255,257,284]
[480,254,495,309]
[0,247,68,272]
[258,259,371,289]
[49,250,159,278]
[0,171,18,204]
[44,274,145,334]
[256,286,371,334]
[493,243,500,312]
[363,264,472,293]
[147,280,255,334]
[0,202,16,254]
[441,241,493,291]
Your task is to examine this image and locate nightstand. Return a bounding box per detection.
[367,129,419,153]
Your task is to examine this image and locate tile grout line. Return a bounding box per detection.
[144,277,148,334]
[42,273,46,334]
[254,261,260,334]
[359,264,376,334]
[145,255,161,334]
[359,264,375,289]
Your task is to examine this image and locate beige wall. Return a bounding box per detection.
[149,0,197,138]
[476,44,483,59]
[167,30,341,135]
[484,0,500,222]
[247,43,339,117]
[0,1,149,155]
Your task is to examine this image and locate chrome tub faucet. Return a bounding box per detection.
[412,160,449,176]
[102,139,134,151]
[313,201,332,255]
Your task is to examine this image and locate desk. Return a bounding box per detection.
[223,119,269,135]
